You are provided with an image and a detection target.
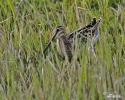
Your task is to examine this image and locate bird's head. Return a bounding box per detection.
[42,26,65,54]
[52,26,66,40]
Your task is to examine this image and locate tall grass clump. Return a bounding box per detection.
[0,0,125,99]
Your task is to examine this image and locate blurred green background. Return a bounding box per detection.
[0,0,125,99]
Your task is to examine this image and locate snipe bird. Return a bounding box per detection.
[43,18,102,61]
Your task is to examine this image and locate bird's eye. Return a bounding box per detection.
[56,28,60,33]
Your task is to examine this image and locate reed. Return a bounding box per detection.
[0,0,124,99]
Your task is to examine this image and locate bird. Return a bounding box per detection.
[42,17,102,61]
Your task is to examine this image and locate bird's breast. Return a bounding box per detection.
[56,39,65,58]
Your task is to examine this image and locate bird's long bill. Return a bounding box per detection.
[42,31,57,54]
[42,40,52,54]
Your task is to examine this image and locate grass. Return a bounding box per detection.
[0,0,125,100]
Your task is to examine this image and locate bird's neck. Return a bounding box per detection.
[58,34,67,41]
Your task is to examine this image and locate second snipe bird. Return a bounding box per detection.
[43,17,102,61]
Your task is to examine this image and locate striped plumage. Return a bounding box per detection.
[56,26,73,61]
[43,18,101,61]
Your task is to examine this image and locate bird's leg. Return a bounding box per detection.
[90,30,100,61]
[90,41,97,58]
